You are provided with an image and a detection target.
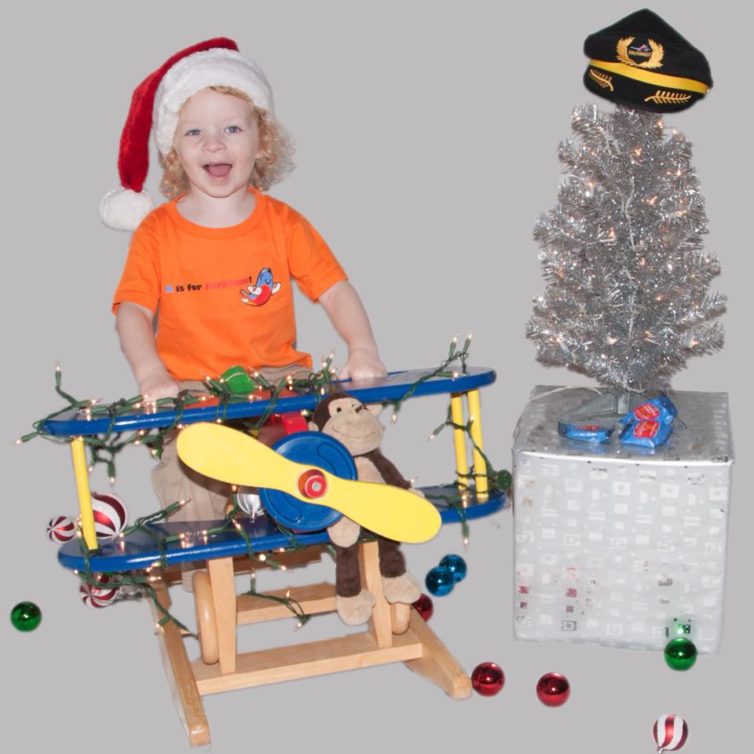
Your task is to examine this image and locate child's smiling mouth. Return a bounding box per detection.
[204,163,232,178]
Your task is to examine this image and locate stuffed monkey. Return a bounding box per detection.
[309,393,422,625]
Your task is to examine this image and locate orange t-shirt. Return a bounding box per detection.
[112,190,347,380]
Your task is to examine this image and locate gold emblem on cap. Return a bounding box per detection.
[616,37,664,69]
[644,90,692,105]
[589,68,614,91]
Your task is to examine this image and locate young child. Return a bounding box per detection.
[102,38,386,521]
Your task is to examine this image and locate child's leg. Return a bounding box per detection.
[150,367,310,522]
[152,428,233,522]
[256,364,312,387]
[150,379,229,522]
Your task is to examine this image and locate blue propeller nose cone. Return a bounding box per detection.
[260,433,357,531]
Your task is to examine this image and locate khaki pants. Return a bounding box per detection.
[152,365,311,522]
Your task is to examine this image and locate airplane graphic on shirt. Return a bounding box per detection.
[240,268,281,307]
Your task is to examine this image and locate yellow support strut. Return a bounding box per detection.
[450,394,469,488]
[70,438,98,550]
[467,390,488,501]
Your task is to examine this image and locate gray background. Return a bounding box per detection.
[2,1,749,751]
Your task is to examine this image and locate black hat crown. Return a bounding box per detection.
[583,9,712,112]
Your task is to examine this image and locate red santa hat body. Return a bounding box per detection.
[100,38,275,231]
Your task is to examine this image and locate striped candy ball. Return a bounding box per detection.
[80,576,118,608]
[91,492,128,540]
[47,515,76,543]
[653,714,688,753]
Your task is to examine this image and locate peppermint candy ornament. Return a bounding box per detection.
[91,492,128,540]
[47,515,76,543]
[653,714,689,753]
[80,575,118,608]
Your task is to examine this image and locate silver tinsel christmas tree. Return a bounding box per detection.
[528,105,725,394]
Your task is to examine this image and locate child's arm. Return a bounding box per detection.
[319,281,387,380]
[115,302,181,401]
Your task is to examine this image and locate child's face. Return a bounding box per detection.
[173,88,261,202]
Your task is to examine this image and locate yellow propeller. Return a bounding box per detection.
[176,423,441,544]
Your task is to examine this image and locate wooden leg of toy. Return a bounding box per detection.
[403,610,472,699]
[207,557,237,674]
[359,541,393,648]
[150,577,211,747]
[391,603,411,635]
[193,571,219,665]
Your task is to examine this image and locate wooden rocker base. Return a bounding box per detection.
[151,540,471,747]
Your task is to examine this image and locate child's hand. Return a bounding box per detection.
[139,368,180,406]
[340,349,387,382]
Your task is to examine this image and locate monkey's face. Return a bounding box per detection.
[318,397,383,456]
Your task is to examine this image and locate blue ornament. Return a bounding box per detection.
[439,554,468,583]
[425,566,454,596]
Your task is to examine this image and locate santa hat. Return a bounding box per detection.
[100,37,275,231]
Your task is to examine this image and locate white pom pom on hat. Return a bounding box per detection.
[100,37,275,231]
[99,188,154,232]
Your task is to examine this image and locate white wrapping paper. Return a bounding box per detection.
[513,386,733,652]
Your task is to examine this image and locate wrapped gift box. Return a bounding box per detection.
[512,386,733,653]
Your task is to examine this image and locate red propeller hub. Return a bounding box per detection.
[298,469,328,499]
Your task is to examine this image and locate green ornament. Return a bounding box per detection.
[10,601,42,632]
[221,366,256,395]
[496,470,513,489]
[664,636,697,671]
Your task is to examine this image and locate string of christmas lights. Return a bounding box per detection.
[386,334,472,423]
[20,356,340,480]
[24,340,510,625]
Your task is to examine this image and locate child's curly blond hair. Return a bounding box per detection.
[159,86,294,199]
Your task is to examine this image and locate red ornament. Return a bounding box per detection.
[412,593,434,621]
[653,714,688,752]
[91,491,128,540]
[471,662,505,696]
[536,672,570,706]
[47,515,77,544]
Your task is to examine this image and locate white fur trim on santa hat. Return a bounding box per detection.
[154,48,274,156]
[99,187,154,231]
